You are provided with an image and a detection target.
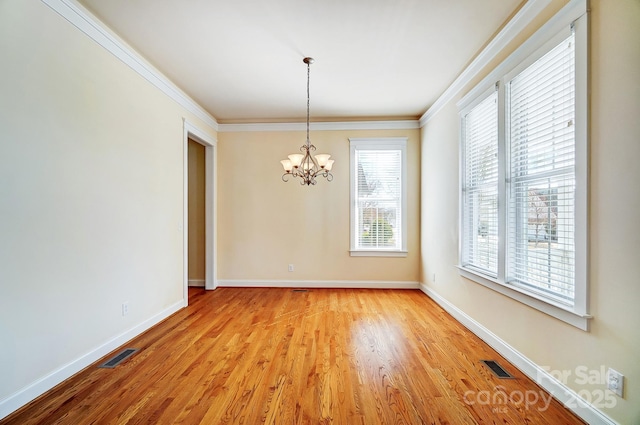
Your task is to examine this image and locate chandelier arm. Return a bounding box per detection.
[289,168,332,184]
[312,169,333,179]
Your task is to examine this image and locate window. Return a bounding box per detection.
[461,90,499,277]
[350,138,407,257]
[507,32,577,305]
[458,1,589,330]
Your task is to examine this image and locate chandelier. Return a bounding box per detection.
[280,57,334,185]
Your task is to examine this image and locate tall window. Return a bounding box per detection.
[461,90,499,276]
[458,1,588,330]
[350,138,407,256]
[507,32,576,305]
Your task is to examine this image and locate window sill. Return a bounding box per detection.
[350,250,408,258]
[457,266,592,331]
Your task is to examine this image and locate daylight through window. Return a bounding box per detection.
[458,1,589,329]
[350,138,407,256]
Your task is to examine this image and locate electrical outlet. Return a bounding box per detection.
[433,273,436,282]
[607,368,624,397]
[122,302,129,317]
[288,264,294,272]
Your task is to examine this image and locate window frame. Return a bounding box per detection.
[460,87,500,278]
[349,137,408,257]
[457,0,590,330]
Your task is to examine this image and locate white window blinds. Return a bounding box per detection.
[457,1,589,329]
[350,139,406,253]
[507,32,576,305]
[354,149,402,250]
[461,91,499,276]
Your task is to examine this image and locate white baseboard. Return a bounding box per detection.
[218,279,420,289]
[188,279,205,287]
[0,300,184,420]
[419,283,618,425]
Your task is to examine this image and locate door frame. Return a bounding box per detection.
[183,119,217,306]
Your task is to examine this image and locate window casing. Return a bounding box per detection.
[458,1,589,330]
[350,138,407,257]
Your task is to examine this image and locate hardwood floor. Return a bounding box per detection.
[2,288,585,424]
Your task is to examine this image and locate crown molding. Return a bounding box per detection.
[456,0,587,112]
[41,0,218,132]
[419,0,552,127]
[40,0,553,133]
[218,120,420,133]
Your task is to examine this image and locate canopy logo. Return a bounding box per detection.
[463,386,553,413]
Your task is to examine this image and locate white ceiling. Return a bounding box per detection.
[77,0,523,123]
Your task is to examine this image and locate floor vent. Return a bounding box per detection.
[292,289,309,292]
[481,360,514,379]
[99,348,138,369]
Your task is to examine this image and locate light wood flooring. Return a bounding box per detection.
[2,287,585,424]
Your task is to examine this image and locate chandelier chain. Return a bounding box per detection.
[306,60,310,145]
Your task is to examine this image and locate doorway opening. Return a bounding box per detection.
[183,120,217,306]
[188,139,206,289]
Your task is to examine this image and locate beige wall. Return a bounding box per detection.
[3,0,637,422]
[188,139,206,282]
[0,0,216,409]
[217,128,420,283]
[420,1,640,423]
